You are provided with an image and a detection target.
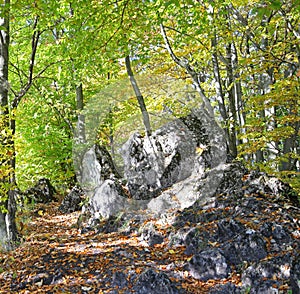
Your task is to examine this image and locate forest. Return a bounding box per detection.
[0,0,299,292]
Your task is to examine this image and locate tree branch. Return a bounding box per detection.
[11,59,66,109]
[160,23,213,116]
[32,82,75,135]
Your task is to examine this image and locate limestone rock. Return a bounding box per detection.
[88,179,127,220]
[121,107,227,200]
[221,233,268,266]
[25,178,56,204]
[290,255,300,293]
[59,185,84,213]
[241,255,292,292]
[169,162,299,292]
[209,283,239,294]
[188,249,231,281]
[76,105,299,293]
[147,163,237,215]
[133,269,181,294]
[121,122,195,200]
[80,144,118,191]
[80,145,102,191]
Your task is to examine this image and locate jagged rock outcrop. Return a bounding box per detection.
[132,269,182,294]
[58,185,85,213]
[76,106,299,293]
[121,108,226,200]
[291,256,300,293]
[147,162,238,215]
[166,163,300,293]
[88,179,128,220]
[81,107,227,222]
[80,144,119,191]
[78,161,299,293]
[25,178,57,204]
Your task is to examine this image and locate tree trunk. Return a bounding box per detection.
[0,0,18,251]
[160,23,214,117]
[75,83,86,144]
[225,44,238,158]
[125,55,151,136]
[280,137,293,171]
[280,119,300,171]
[211,34,227,122]
[231,42,245,146]
[211,34,231,149]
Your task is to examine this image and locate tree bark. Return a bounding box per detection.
[211,33,231,149]
[75,83,86,144]
[211,37,227,122]
[225,44,238,158]
[280,110,300,171]
[0,0,18,251]
[125,55,151,136]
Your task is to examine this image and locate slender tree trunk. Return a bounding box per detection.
[107,108,115,160]
[211,37,227,122]
[225,44,238,158]
[75,83,86,144]
[0,2,9,111]
[279,107,300,171]
[160,23,214,117]
[231,42,245,144]
[0,0,18,251]
[125,55,151,136]
[72,83,87,185]
[280,138,293,171]
[256,110,265,163]
[211,34,231,149]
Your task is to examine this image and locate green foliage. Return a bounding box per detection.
[238,72,299,193]
[15,96,75,191]
[2,0,299,197]
[0,114,14,212]
[96,75,200,149]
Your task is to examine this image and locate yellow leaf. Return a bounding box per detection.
[196,147,204,155]
[133,252,138,258]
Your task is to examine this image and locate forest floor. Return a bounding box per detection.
[0,202,242,293]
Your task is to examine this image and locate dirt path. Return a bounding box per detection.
[0,203,217,293]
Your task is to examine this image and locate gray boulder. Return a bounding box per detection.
[188,248,231,281]
[80,144,118,191]
[133,269,181,294]
[241,257,292,293]
[80,145,102,191]
[121,120,195,200]
[82,107,228,220]
[290,255,300,293]
[59,185,84,213]
[121,107,227,200]
[88,179,127,220]
[221,233,268,266]
[147,163,235,215]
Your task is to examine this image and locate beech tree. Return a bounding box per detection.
[150,0,299,189]
[0,0,18,250]
[0,0,79,248]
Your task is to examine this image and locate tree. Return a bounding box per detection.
[149,0,299,190]
[1,0,76,248]
[125,55,152,136]
[0,0,298,252]
[0,0,19,250]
